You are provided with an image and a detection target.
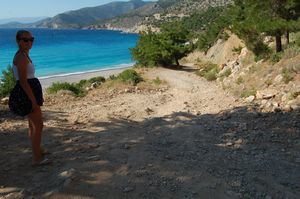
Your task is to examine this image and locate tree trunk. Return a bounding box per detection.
[175,57,179,66]
[275,33,282,52]
[285,30,289,45]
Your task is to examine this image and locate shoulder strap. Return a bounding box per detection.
[14,51,32,64]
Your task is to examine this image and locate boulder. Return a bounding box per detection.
[274,75,283,84]
[282,105,292,112]
[1,97,9,105]
[256,89,278,99]
[281,93,289,102]
[245,95,255,103]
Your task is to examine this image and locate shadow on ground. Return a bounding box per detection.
[0,106,299,199]
[163,65,198,73]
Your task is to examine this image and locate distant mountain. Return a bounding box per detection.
[32,0,153,29]
[0,17,47,25]
[92,0,233,32]
[100,2,162,29]
[0,22,30,28]
[0,0,233,31]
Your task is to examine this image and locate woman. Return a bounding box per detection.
[9,30,51,166]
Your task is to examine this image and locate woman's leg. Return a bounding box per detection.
[28,119,33,138]
[28,106,44,164]
[28,118,47,154]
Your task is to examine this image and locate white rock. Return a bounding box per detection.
[274,75,283,84]
[85,87,92,91]
[272,102,279,108]
[245,95,255,102]
[91,82,99,89]
[283,105,292,112]
[291,104,299,110]
[261,99,268,105]
[287,99,298,105]
[281,93,289,102]
[57,90,74,96]
[1,97,9,105]
[265,101,272,109]
[238,47,248,58]
[256,89,278,99]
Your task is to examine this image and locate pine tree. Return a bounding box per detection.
[233,0,300,52]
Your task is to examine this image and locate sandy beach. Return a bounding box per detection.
[39,66,133,88]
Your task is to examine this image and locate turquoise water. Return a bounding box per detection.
[0,29,138,78]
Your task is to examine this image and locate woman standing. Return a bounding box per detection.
[9,30,51,166]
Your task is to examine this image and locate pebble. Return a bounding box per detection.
[265,195,272,199]
[124,144,130,149]
[226,142,234,147]
[123,187,134,193]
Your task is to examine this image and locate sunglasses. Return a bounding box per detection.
[19,37,34,43]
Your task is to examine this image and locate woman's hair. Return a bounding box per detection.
[16,30,31,42]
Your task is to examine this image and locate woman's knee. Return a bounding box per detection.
[28,114,43,132]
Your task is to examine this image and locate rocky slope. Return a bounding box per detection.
[183,33,300,113]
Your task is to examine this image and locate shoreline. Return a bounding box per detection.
[39,66,133,89]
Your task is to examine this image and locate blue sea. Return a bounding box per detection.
[0,29,138,78]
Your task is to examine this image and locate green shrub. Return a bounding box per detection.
[196,63,220,81]
[117,69,143,85]
[295,34,300,47]
[289,91,299,100]
[47,82,85,97]
[281,68,294,84]
[270,52,282,63]
[78,76,106,87]
[219,68,232,78]
[265,79,272,86]
[241,88,256,98]
[108,75,117,80]
[0,65,16,97]
[282,45,300,59]
[181,6,224,32]
[252,41,271,61]
[236,76,244,85]
[219,31,230,41]
[153,77,162,85]
[232,46,243,54]
[89,76,105,84]
[131,22,192,67]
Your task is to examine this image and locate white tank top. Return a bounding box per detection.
[13,62,36,80]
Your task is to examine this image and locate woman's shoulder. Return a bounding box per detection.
[13,52,28,65]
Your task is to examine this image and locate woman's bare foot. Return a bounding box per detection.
[32,157,52,167]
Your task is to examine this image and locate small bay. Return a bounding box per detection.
[0,28,138,78]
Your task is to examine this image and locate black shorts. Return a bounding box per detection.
[8,78,44,117]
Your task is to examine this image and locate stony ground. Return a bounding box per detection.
[0,66,299,199]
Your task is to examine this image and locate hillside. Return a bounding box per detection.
[0,0,233,30]
[85,0,233,32]
[34,0,152,29]
[183,32,300,113]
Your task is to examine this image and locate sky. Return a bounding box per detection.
[0,0,155,20]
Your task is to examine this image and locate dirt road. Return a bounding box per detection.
[0,67,299,199]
